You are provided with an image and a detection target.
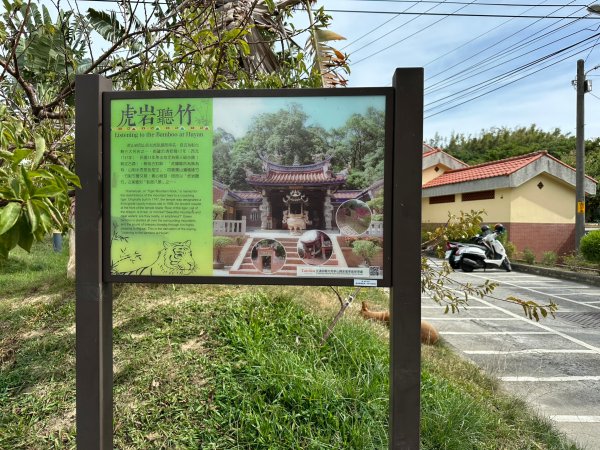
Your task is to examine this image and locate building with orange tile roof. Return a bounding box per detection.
[422,149,597,257]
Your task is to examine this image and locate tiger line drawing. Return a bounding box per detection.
[114,240,197,276]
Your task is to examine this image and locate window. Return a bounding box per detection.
[462,190,495,202]
[429,194,455,204]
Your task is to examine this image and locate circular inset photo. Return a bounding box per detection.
[251,239,286,274]
[336,199,372,236]
[297,230,333,266]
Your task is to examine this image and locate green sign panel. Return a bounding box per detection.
[107,92,392,285]
[110,98,213,276]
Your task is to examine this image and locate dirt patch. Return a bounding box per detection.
[9,293,61,310]
[0,336,18,368]
[181,331,207,353]
[20,329,49,340]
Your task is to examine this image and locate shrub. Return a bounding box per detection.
[562,252,584,270]
[541,251,557,267]
[213,236,234,263]
[234,235,247,246]
[504,241,516,259]
[351,240,381,266]
[580,230,600,264]
[522,248,536,265]
[344,236,383,247]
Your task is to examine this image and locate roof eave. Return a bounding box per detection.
[422,155,597,197]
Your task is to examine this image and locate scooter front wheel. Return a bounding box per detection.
[502,259,512,272]
[461,261,474,272]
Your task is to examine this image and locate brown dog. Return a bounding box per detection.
[360,302,439,345]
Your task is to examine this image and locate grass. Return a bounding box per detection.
[0,238,72,298]
[0,240,580,449]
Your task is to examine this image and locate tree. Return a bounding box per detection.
[331,107,385,188]
[436,125,600,223]
[0,0,350,258]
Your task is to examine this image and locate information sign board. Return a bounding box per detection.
[104,89,393,286]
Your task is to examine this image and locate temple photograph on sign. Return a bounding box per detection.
[210,96,386,278]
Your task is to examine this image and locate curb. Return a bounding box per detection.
[512,262,600,288]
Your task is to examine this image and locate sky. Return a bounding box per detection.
[213,96,385,138]
[317,0,600,143]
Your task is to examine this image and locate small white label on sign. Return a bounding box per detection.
[354,279,377,287]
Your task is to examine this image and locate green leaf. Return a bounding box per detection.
[17,216,33,252]
[26,200,40,232]
[0,186,16,200]
[33,134,46,168]
[0,149,13,160]
[48,164,81,188]
[237,39,250,56]
[32,184,64,198]
[0,202,22,235]
[87,9,126,43]
[9,178,22,199]
[1,217,20,250]
[12,148,32,166]
[314,29,346,42]
[20,165,35,197]
[28,169,55,180]
[40,198,62,227]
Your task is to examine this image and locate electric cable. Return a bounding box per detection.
[425,1,584,90]
[340,1,420,51]
[425,0,580,81]
[347,0,453,56]
[422,0,549,68]
[344,0,587,6]
[426,15,589,95]
[327,9,600,19]
[424,39,598,116]
[350,0,479,65]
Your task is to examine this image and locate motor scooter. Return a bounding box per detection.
[453,225,511,272]
[445,226,490,269]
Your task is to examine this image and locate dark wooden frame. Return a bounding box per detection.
[75,68,423,450]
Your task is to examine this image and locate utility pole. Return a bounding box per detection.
[575,59,585,252]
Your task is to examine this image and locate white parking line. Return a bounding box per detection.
[465,295,600,353]
[534,286,591,290]
[421,305,493,309]
[505,280,566,284]
[441,331,553,335]
[465,349,597,355]
[466,273,600,311]
[423,317,523,321]
[550,415,600,423]
[501,376,600,382]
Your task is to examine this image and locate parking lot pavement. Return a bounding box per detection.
[424,262,600,449]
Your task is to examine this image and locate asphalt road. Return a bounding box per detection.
[423,260,600,450]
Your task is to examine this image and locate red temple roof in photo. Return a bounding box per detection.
[247,157,347,187]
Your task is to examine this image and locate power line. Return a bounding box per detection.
[585,35,600,61]
[345,0,587,6]
[422,0,554,68]
[426,15,587,94]
[425,48,594,118]
[348,0,455,56]
[327,9,600,19]
[350,0,479,65]
[425,35,596,111]
[341,0,422,51]
[424,39,598,116]
[425,1,584,87]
